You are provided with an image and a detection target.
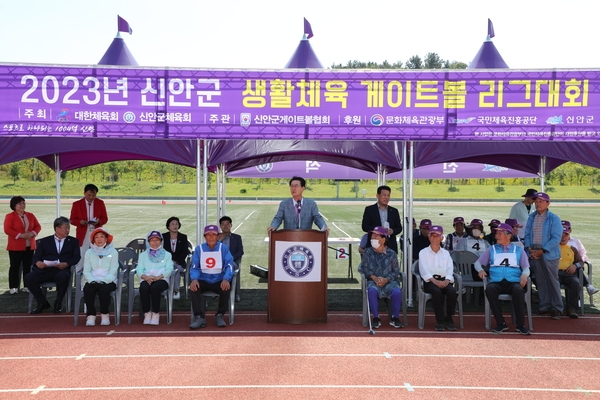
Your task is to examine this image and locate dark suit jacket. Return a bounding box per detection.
[69,198,109,245]
[162,232,190,267]
[220,232,244,266]
[270,198,327,230]
[361,203,402,253]
[32,235,81,273]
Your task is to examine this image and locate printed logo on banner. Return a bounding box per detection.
[123,112,136,123]
[448,117,476,124]
[281,245,314,278]
[482,164,509,172]
[57,109,70,123]
[240,113,251,127]
[256,163,273,173]
[370,114,384,126]
[546,115,563,125]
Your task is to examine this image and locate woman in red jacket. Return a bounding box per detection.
[3,196,42,294]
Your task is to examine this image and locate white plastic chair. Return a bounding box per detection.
[411,261,463,330]
[127,268,175,324]
[189,268,238,325]
[27,265,74,313]
[360,271,408,327]
[73,261,124,326]
[483,275,533,331]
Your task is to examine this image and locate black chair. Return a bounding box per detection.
[126,238,146,256]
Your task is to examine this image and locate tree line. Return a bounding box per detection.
[331,52,468,70]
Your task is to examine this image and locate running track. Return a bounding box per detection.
[1,311,599,399]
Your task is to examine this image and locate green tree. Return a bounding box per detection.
[405,55,423,69]
[423,52,444,69]
[9,163,19,184]
[155,162,168,186]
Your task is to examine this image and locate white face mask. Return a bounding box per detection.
[472,229,481,238]
[370,239,381,249]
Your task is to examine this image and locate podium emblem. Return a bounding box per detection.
[282,245,314,278]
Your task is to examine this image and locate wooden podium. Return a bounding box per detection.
[268,229,328,324]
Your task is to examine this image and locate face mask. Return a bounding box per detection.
[371,239,381,249]
[472,229,481,238]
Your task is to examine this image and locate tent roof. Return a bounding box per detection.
[98,36,138,66]
[285,39,323,68]
[468,39,508,69]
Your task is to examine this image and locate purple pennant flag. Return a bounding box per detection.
[304,17,314,39]
[118,15,133,34]
[487,18,495,39]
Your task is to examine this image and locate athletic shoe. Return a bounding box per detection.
[372,317,381,329]
[215,313,227,327]
[515,326,531,335]
[150,312,160,325]
[143,312,152,325]
[9,288,18,295]
[20,287,29,293]
[435,323,445,331]
[172,291,180,300]
[390,317,404,328]
[587,285,599,296]
[86,315,96,326]
[550,309,562,320]
[492,323,509,334]
[189,316,207,329]
[568,308,579,319]
[100,314,110,326]
[446,322,458,331]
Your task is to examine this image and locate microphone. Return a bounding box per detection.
[296,200,302,229]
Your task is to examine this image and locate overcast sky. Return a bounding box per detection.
[1,0,598,70]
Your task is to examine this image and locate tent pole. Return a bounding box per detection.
[222,165,227,217]
[54,154,61,218]
[196,140,202,245]
[407,141,415,308]
[203,141,208,236]
[539,156,546,192]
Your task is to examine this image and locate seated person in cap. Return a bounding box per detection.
[189,225,235,329]
[444,216,468,252]
[457,218,490,257]
[474,223,531,335]
[483,219,501,246]
[358,226,403,328]
[418,225,458,331]
[412,219,432,261]
[82,228,119,326]
[136,230,174,325]
[558,226,584,318]
[562,220,598,296]
[505,218,524,247]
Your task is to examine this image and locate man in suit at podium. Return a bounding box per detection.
[267,176,329,233]
[25,216,81,314]
[361,185,402,254]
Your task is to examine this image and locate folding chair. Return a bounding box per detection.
[73,261,124,326]
[483,276,533,331]
[411,261,463,330]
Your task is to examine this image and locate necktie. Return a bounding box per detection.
[57,239,62,253]
[296,200,302,229]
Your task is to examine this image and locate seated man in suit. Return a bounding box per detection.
[267,176,329,233]
[218,216,244,302]
[25,216,81,314]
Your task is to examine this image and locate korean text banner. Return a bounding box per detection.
[1,64,600,141]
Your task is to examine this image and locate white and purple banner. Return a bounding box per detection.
[228,160,537,179]
[1,64,599,141]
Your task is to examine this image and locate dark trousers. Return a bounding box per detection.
[190,280,230,318]
[24,266,72,307]
[558,271,582,311]
[139,279,169,313]
[8,249,33,288]
[485,280,526,327]
[423,281,457,323]
[83,281,116,315]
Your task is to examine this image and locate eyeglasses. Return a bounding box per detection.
[290,184,302,188]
